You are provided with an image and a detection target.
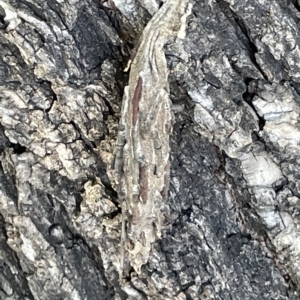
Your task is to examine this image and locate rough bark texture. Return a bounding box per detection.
[0,0,300,299]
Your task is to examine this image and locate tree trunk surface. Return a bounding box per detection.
[0,0,300,299]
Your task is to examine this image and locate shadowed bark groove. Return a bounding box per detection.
[0,0,300,299]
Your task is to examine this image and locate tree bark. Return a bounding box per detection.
[0,0,299,299]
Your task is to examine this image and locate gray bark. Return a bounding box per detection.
[0,0,299,299]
